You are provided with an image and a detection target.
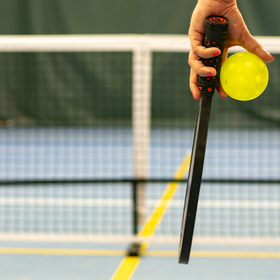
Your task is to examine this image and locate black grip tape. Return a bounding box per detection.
[198,16,229,95]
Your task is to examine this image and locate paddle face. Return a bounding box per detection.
[178,16,229,264]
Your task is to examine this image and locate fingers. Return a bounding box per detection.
[217,84,227,99]
[188,49,217,77]
[189,69,201,100]
[240,31,274,63]
[217,48,229,99]
[190,36,222,59]
[190,69,228,100]
[188,49,215,100]
[188,16,223,100]
[188,48,223,100]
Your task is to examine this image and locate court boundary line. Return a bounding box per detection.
[0,248,280,259]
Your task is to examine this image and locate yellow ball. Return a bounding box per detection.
[220,52,269,101]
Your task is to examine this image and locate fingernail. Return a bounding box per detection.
[192,92,200,100]
[207,73,214,77]
[213,50,221,56]
[221,92,227,99]
[269,53,275,61]
[265,50,275,61]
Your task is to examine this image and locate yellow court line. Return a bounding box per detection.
[146,250,280,259]
[1,248,280,259]
[0,248,125,256]
[111,257,140,280]
[139,155,191,238]
[191,251,280,259]
[111,155,191,280]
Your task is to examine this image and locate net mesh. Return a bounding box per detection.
[0,35,279,243]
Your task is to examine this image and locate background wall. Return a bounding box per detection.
[0,0,278,35]
[0,0,278,128]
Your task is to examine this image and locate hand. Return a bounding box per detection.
[188,0,274,100]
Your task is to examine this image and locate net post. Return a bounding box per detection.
[132,42,152,225]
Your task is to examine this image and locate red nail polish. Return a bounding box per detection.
[213,50,220,56]
[192,92,200,100]
[269,54,275,61]
[207,73,214,77]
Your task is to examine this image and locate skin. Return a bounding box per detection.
[188,0,275,100]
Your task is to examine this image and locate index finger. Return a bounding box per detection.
[189,28,221,58]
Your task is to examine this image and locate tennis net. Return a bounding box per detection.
[0,35,279,244]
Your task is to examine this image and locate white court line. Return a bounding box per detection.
[0,197,132,207]
[199,200,280,209]
[0,197,280,209]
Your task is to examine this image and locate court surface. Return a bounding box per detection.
[0,241,280,280]
[0,127,279,279]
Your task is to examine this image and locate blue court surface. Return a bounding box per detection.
[0,127,279,279]
[0,242,279,280]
